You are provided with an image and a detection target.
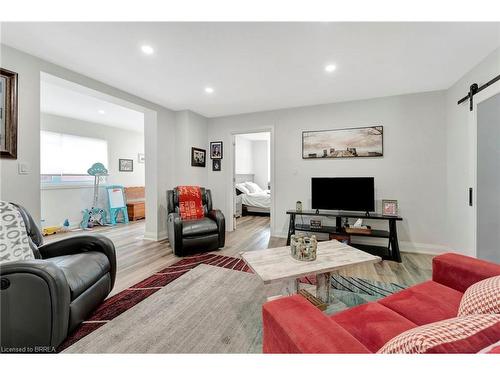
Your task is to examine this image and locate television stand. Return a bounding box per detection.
[285,209,403,262]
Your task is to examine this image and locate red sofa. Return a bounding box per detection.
[262,253,500,353]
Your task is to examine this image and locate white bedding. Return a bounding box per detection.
[241,190,271,209]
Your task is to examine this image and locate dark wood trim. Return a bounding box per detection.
[0,68,18,159]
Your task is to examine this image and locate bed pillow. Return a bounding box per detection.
[235,183,250,194]
[458,276,500,316]
[377,314,500,354]
[245,181,263,193]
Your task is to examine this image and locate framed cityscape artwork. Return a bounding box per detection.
[0,68,18,159]
[302,126,383,159]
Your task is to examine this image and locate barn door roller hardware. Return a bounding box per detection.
[457,74,500,111]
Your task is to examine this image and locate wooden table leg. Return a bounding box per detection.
[316,272,331,303]
[285,279,299,295]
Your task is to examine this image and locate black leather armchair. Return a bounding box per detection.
[0,205,116,351]
[167,187,225,256]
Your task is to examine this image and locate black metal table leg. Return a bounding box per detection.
[286,213,296,246]
[389,219,402,262]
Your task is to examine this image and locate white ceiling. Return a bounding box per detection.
[3,22,500,117]
[41,73,144,132]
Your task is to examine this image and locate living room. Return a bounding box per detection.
[1,1,499,374]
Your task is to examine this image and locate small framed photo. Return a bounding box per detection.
[138,153,145,163]
[191,147,206,167]
[382,200,398,216]
[119,158,134,172]
[212,159,221,171]
[210,141,223,159]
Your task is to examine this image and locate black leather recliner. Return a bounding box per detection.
[0,204,116,351]
[167,187,225,256]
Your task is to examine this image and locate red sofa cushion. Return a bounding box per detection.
[378,314,500,354]
[378,280,463,326]
[331,302,418,352]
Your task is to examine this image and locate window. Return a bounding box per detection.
[41,131,108,186]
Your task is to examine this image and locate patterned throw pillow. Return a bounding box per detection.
[458,276,500,316]
[378,314,500,354]
[0,201,35,263]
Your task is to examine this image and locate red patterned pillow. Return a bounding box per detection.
[377,315,500,354]
[458,276,500,316]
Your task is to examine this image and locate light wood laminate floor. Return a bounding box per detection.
[45,216,433,296]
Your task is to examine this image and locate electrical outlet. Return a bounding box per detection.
[18,162,30,175]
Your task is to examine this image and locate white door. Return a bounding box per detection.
[470,81,500,262]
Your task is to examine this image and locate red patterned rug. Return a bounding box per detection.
[57,253,252,352]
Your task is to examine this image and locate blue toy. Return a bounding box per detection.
[106,185,129,225]
[81,163,109,229]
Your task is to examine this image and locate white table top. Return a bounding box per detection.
[241,240,381,284]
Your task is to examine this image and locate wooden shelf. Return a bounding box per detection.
[294,224,390,239]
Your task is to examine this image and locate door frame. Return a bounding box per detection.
[469,81,500,256]
[230,127,275,232]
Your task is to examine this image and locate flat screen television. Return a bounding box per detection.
[311,177,375,212]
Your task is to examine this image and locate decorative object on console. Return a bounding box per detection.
[290,234,317,261]
[191,147,206,167]
[382,199,399,216]
[296,201,302,212]
[119,158,133,172]
[212,159,221,171]
[137,153,145,163]
[210,141,223,159]
[329,232,351,245]
[310,219,322,229]
[302,126,383,159]
[0,68,18,159]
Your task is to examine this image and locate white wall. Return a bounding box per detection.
[174,110,208,187]
[40,113,145,227]
[445,47,500,256]
[235,136,253,174]
[251,140,269,189]
[208,91,449,253]
[0,44,177,240]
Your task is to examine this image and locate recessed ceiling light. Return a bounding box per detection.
[324,64,337,73]
[141,45,154,55]
[204,87,214,94]
[98,110,105,114]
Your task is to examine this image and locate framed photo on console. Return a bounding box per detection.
[382,199,398,216]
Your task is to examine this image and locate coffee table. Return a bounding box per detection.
[241,240,381,303]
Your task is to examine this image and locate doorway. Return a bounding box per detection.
[232,130,273,235]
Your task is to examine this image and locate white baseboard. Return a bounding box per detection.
[143,230,168,241]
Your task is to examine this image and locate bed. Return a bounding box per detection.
[235,174,270,215]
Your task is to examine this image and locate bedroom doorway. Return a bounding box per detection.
[232,131,272,234]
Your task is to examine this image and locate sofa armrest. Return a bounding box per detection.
[0,260,71,349]
[38,235,116,289]
[432,253,500,293]
[167,212,183,255]
[262,295,370,353]
[208,209,225,248]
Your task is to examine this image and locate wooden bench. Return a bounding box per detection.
[125,186,145,221]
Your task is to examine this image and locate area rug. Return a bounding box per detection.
[58,252,405,352]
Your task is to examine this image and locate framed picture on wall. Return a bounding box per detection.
[212,159,221,171]
[302,126,383,159]
[210,141,223,159]
[119,158,134,172]
[382,199,398,216]
[0,68,18,159]
[191,147,206,167]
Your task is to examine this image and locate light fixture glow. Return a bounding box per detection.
[98,110,105,115]
[324,64,337,73]
[141,45,154,55]
[204,87,214,94]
